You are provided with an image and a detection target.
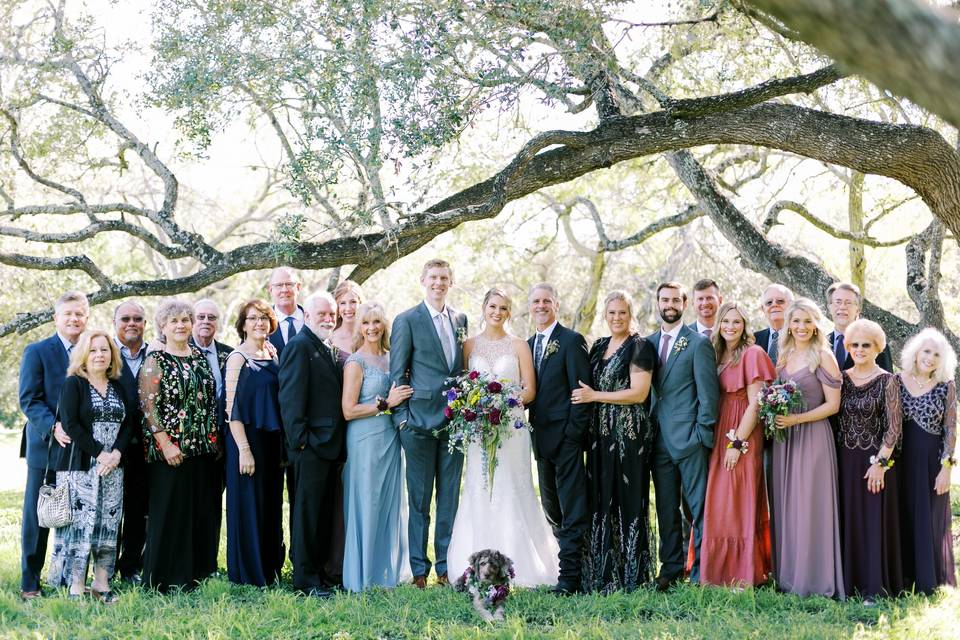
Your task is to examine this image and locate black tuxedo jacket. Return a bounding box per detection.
[277,325,344,460]
[116,342,148,459]
[754,328,773,356]
[827,330,894,372]
[527,323,591,460]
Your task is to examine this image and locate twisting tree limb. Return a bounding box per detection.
[762,200,915,247]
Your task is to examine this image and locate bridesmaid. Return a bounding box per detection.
[575,291,656,593]
[331,280,365,358]
[835,319,903,602]
[223,299,284,586]
[771,298,844,598]
[700,303,774,587]
[341,303,413,591]
[897,328,957,593]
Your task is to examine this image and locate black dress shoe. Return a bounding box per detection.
[305,587,334,599]
[655,574,681,592]
[550,582,580,596]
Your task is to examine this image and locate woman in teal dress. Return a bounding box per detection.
[341,303,413,591]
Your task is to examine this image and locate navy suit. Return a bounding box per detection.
[268,305,305,357]
[114,343,149,579]
[827,330,894,372]
[17,334,70,592]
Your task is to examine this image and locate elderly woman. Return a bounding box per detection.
[572,291,657,592]
[700,303,774,587]
[222,299,284,586]
[340,302,413,591]
[897,328,957,593]
[330,280,364,357]
[139,299,220,592]
[48,330,134,602]
[771,298,843,598]
[836,319,903,602]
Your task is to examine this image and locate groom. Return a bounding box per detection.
[390,258,468,588]
[527,283,590,595]
[647,282,719,589]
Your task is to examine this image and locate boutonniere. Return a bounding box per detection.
[673,336,689,355]
[543,339,560,360]
[456,327,468,345]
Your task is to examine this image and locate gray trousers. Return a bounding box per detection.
[399,427,463,578]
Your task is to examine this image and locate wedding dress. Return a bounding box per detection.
[446,334,560,587]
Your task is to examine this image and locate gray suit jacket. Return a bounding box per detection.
[389,301,467,434]
[647,324,720,460]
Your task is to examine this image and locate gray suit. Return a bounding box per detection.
[390,301,467,578]
[647,324,719,583]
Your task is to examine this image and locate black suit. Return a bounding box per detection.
[114,342,149,579]
[753,327,779,574]
[827,330,894,372]
[528,323,591,589]
[277,325,344,591]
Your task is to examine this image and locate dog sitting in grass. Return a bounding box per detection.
[453,549,515,622]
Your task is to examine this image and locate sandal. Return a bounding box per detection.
[91,589,118,604]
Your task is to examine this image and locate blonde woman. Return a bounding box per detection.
[331,280,365,357]
[48,330,136,602]
[770,298,844,598]
[699,303,775,587]
[897,328,957,593]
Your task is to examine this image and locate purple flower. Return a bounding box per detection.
[513,419,524,430]
[489,408,502,425]
[444,406,454,419]
[464,409,478,422]
[446,388,458,401]
[486,381,503,393]
[507,397,519,408]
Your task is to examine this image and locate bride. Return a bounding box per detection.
[446,288,560,587]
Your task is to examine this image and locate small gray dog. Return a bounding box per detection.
[453,549,515,622]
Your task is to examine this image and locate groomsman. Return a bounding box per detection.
[278,292,344,597]
[527,283,590,595]
[390,258,467,588]
[267,267,304,356]
[688,279,723,338]
[113,300,149,584]
[18,291,88,600]
[825,282,893,372]
[647,282,719,589]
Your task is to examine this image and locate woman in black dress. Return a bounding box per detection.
[897,327,957,593]
[571,290,656,592]
[835,319,903,601]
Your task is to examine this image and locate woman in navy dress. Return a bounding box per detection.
[223,299,284,586]
[341,303,412,591]
[897,328,957,593]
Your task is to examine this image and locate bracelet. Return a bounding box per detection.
[725,429,748,454]
[869,454,894,470]
[238,442,251,452]
[941,456,957,468]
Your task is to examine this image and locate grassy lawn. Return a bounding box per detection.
[0,489,957,639]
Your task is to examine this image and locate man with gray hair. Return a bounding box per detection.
[825,282,893,372]
[18,291,89,600]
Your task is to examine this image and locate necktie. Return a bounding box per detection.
[285,316,298,343]
[835,333,847,368]
[704,328,713,339]
[434,314,454,369]
[534,333,544,371]
[659,334,673,367]
[769,330,779,364]
[206,347,223,396]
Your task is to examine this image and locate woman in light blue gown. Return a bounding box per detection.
[341,303,413,591]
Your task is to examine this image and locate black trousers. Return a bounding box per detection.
[290,448,336,591]
[115,448,148,578]
[536,440,589,586]
[143,455,220,592]
[20,465,50,592]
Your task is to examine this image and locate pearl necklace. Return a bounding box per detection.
[910,373,934,388]
[847,366,880,382]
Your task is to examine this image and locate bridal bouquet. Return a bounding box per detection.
[439,370,529,496]
[757,379,803,442]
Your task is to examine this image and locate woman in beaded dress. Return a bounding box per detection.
[771,298,844,598]
[341,303,413,591]
[139,299,220,592]
[573,291,656,593]
[48,330,134,602]
[835,319,903,601]
[897,328,957,593]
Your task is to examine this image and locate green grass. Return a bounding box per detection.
[0,490,957,639]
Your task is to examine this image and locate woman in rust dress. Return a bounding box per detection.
[700,303,774,587]
[835,319,903,601]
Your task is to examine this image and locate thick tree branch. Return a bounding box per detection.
[0,219,190,258]
[0,252,112,290]
[763,200,915,247]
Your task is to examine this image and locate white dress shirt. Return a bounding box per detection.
[424,301,456,358]
[274,306,305,344]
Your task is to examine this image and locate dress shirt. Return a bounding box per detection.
[424,300,456,359]
[114,337,147,378]
[56,332,75,355]
[274,306,305,344]
[695,320,715,338]
[196,341,224,397]
[658,324,683,365]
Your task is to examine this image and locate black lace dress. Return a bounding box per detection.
[582,334,656,593]
[898,379,957,593]
[836,372,904,598]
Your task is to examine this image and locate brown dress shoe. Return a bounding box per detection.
[20,590,41,601]
[436,573,449,586]
[412,575,427,589]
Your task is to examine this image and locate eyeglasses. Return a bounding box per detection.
[195,313,218,321]
[762,298,787,307]
[270,282,298,290]
[118,316,144,323]
[848,342,873,349]
[832,300,858,308]
[245,315,271,323]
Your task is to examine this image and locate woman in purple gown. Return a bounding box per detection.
[771,298,844,598]
[897,328,957,594]
[835,319,903,601]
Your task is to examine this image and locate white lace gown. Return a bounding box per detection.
[446,335,560,587]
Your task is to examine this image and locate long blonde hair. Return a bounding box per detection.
[351,303,391,353]
[712,302,754,366]
[777,297,827,372]
[67,330,122,380]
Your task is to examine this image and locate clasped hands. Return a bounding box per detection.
[95,449,122,477]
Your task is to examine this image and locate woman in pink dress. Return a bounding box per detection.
[700,303,774,587]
